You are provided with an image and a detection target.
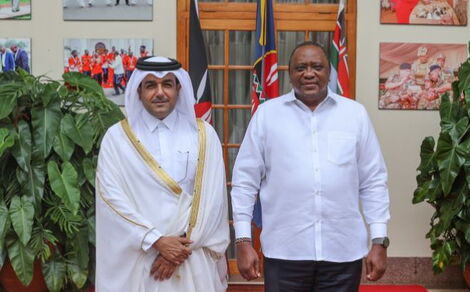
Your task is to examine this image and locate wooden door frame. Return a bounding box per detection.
[176,0,357,276]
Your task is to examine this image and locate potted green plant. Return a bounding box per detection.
[0,70,124,291]
[413,43,470,284]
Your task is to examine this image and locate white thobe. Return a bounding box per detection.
[231,89,390,262]
[96,110,229,291]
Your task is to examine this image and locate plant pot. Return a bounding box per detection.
[0,259,47,292]
[465,263,470,288]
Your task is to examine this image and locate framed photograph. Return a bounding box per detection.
[0,0,31,20]
[379,42,467,110]
[63,0,153,21]
[0,38,31,73]
[64,38,153,105]
[380,0,467,26]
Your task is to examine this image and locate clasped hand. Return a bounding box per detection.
[151,236,193,281]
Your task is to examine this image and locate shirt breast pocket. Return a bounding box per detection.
[327,132,356,165]
[174,150,197,184]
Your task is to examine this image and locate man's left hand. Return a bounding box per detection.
[365,244,387,281]
[150,255,178,281]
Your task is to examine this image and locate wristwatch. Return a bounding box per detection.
[372,237,390,248]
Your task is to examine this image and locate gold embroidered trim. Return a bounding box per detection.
[97,178,149,229]
[120,119,182,196]
[186,119,206,239]
[203,247,224,260]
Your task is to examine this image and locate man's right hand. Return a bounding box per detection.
[236,243,260,281]
[153,236,193,265]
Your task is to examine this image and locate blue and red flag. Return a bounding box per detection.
[251,0,279,227]
[328,0,350,98]
[189,0,213,123]
[251,0,279,114]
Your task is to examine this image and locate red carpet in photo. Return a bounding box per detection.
[360,285,428,292]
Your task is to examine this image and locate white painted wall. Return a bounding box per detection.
[3,0,470,257]
[0,0,176,79]
[357,1,469,256]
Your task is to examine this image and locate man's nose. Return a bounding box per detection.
[304,67,316,78]
[155,84,165,97]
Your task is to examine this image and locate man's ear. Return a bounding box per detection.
[176,83,182,92]
[137,86,142,99]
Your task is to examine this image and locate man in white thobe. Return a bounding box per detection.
[95,56,229,292]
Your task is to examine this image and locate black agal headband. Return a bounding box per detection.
[136,57,182,71]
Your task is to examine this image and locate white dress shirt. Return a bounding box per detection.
[111,55,125,75]
[231,89,390,262]
[133,108,198,250]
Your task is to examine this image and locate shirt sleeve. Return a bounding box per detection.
[230,110,266,239]
[96,131,163,252]
[357,107,390,240]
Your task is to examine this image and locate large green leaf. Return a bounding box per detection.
[413,181,431,204]
[47,161,80,215]
[72,226,89,270]
[87,215,95,246]
[0,199,10,259]
[62,114,94,154]
[465,228,470,244]
[7,240,34,286]
[52,119,75,162]
[439,94,459,125]
[66,256,88,289]
[92,104,124,140]
[436,132,467,195]
[11,121,32,172]
[82,158,95,187]
[31,102,63,159]
[63,72,105,95]
[438,200,463,234]
[459,58,470,93]
[0,82,19,120]
[417,136,436,175]
[0,128,14,158]
[463,160,470,190]
[9,196,34,245]
[0,246,6,270]
[426,178,443,202]
[42,256,66,292]
[40,82,61,106]
[16,162,46,202]
[441,116,469,142]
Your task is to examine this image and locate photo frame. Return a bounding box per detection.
[63,0,153,21]
[380,0,467,26]
[0,38,31,73]
[379,42,468,110]
[64,38,153,105]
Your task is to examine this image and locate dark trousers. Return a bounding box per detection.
[113,74,125,94]
[102,68,108,83]
[94,73,102,86]
[264,257,362,292]
[115,0,129,4]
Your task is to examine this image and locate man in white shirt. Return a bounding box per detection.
[231,42,390,291]
[11,0,20,12]
[95,56,229,291]
[110,50,126,95]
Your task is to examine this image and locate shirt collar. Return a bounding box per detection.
[286,87,338,111]
[141,108,178,133]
